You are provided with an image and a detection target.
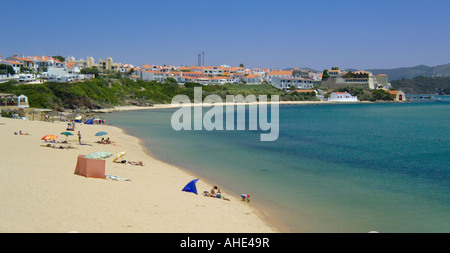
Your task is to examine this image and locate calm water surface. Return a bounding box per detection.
[104,102,450,232]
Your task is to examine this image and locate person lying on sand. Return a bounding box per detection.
[216,189,230,201]
[19,131,30,135]
[128,161,143,166]
[51,144,76,149]
[113,159,143,166]
[96,137,112,144]
[44,140,60,143]
[202,187,230,201]
[96,138,105,144]
[41,144,76,149]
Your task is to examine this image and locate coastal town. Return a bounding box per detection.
[0,53,408,118]
[2,0,448,240]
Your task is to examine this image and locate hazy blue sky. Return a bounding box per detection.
[1,0,449,70]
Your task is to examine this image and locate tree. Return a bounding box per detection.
[239,63,244,68]
[127,68,135,76]
[0,64,15,76]
[81,67,100,77]
[372,89,393,101]
[52,56,65,62]
[322,69,329,80]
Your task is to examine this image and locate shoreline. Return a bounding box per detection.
[117,125,288,233]
[92,100,374,113]
[0,117,279,233]
[139,136,286,233]
[114,123,285,233]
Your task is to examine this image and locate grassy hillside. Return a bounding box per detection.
[0,77,318,111]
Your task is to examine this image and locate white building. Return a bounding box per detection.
[242,73,262,84]
[266,70,293,83]
[202,66,224,76]
[321,68,389,90]
[328,92,358,102]
[6,55,38,72]
[135,69,167,82]
[0,60,23,74]
[252,68,269,77]
[271,77,314,90]
[65,62,81,74]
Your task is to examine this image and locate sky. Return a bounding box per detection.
[1,0,449,70]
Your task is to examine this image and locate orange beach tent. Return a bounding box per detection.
[74,155,105,179]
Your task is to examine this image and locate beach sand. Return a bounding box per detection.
[0,117,278,233]
[94,101,331,113]
[93,100,373,113]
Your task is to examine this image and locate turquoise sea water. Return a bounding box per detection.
[104,102,450,232]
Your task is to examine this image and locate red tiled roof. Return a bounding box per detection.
[296,89,316,93]
[267,70,292,76]
[4,60,23,65]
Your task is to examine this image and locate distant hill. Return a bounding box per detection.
[368,63,450,81]
[391,76,450,95]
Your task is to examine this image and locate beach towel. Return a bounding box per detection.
[105,175,131,181]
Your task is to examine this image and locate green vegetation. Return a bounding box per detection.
[336,86,393,101]
[51,56,65,62]
[80,66,100,77]
[0,77,318,111]
[0,64,16,75]
[343,71,369,79]
[391,76,450,95]
[322,69,329,80]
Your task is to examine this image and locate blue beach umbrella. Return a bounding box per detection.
[182,178,200,195]
[95,131,108,136]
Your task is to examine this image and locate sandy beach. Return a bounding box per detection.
[92,100,350,113]
[0,116,278,233]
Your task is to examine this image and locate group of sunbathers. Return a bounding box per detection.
[42,143,76,149]
[203,186,230,201]
[96,137,112,144]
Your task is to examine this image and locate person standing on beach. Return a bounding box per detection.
[77,131,82,144]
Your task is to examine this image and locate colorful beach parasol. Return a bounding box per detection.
[84,151,114,160]
[95,131,108,136]
[113,151,127,162]
[41,135,57,140]
[61,132,74,141]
